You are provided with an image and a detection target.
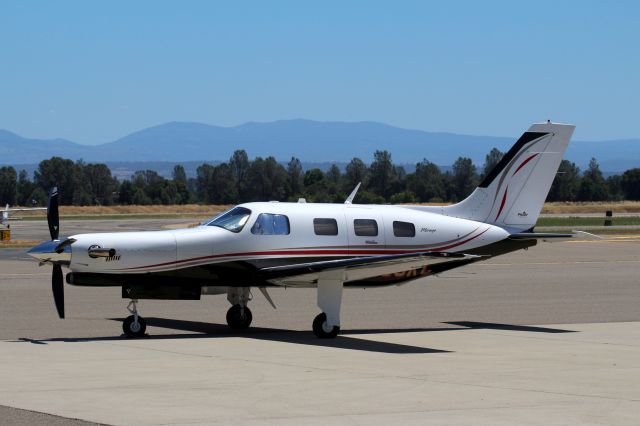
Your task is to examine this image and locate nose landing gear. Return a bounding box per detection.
[226,304,253,329]
[123,299,146,338]
[226,287,253,330]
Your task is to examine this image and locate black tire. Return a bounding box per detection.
[312,312,340,338]
[226,305,253,329]
[123,315,147,338]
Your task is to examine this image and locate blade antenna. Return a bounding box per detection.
[344,182,361,204]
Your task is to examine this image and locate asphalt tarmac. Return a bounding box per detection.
[1,219,639,425]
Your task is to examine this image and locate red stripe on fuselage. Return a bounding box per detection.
[119,228,491,271]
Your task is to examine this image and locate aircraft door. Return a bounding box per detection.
[344,206,386,254]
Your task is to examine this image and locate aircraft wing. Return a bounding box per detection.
[259,251,485,287]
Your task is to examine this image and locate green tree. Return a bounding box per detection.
[303,168,328,201]
[577,158,608,201]
[450,157,477,202]
[132,170,166,204]
[326,164,341,186]
[369,150,397,200]
[34,157,77,204]
[344,157,368,193]
[159,181,180,204]
[547,160,581,201]
[82,163,117,205]
[606,175,624,201]
[406,159,445,202]
[621,168,640,200]
[172,164,187,183]
[286,157,304,198]
[132,188,152,205]
[229,150,250,201]
[0,166,17,205]
[207,163,238,204]
[118,180,134,204]
[245,157,287,201]
[482,148,504,180]
[196,164,215,203]
[172,165,192,204]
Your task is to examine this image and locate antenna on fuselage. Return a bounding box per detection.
[344,182,361,204]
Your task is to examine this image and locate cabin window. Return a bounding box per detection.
[205,207,251,233]
[393,221,416,237]
[251,213,290,235]
[314,218,338,236]
[354,219,378,237]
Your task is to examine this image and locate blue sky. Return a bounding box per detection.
[1,1,638,144]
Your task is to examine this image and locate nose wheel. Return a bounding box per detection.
[226,305,252,329]
[123,300,146,338]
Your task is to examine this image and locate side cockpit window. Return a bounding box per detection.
[313,218,338,236]
[205,207,251,233]
[251,213,290,235]
[393,221,416,237]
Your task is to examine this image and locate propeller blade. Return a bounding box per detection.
[47,187,59,240]
[52,264,65,319]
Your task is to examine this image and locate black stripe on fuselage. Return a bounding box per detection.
[478,132,548,188]
[65,238,536,291]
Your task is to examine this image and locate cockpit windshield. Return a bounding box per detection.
[205,207,252,233]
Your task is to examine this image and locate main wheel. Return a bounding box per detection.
[123,315,146,338]
[312,313,340,338]
[226,305,253,329]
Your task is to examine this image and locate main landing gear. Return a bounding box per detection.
[313,270,344,339]
[313,313,340,338]
[224,273,345,339]
[123,299,146,338]
[226,287,253,330]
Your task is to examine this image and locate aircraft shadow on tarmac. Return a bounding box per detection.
[12,319,576,354]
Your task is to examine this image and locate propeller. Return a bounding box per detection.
[52,264,65,318]
[47,187,59,240]
[47,187,64,318]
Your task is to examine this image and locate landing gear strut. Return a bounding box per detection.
[123,299,146,338]
[226,287,252,330]
[313,270,344,339]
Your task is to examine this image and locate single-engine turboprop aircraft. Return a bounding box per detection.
[28,121,583,338]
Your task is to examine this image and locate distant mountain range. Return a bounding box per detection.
[1,120,639,173]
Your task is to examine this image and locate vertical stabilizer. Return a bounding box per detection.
[416,122,575,232]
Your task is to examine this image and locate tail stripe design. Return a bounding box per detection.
[410,122,575,232]
[479,132,548,188]
[512,153,540,177]
[495,187,508,221]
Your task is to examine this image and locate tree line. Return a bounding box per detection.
[1,149,639,206]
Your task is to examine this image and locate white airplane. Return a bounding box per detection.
[1,204,47,228]
[28,121,581,339]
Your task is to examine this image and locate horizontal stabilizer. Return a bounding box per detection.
[508,230,601,243]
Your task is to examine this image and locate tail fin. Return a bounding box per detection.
[433,122,575,231]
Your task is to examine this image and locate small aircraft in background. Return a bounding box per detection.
[1,204,47,228]
[27,121,591,339]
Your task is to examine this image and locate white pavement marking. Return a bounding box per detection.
[1,322,640,425]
